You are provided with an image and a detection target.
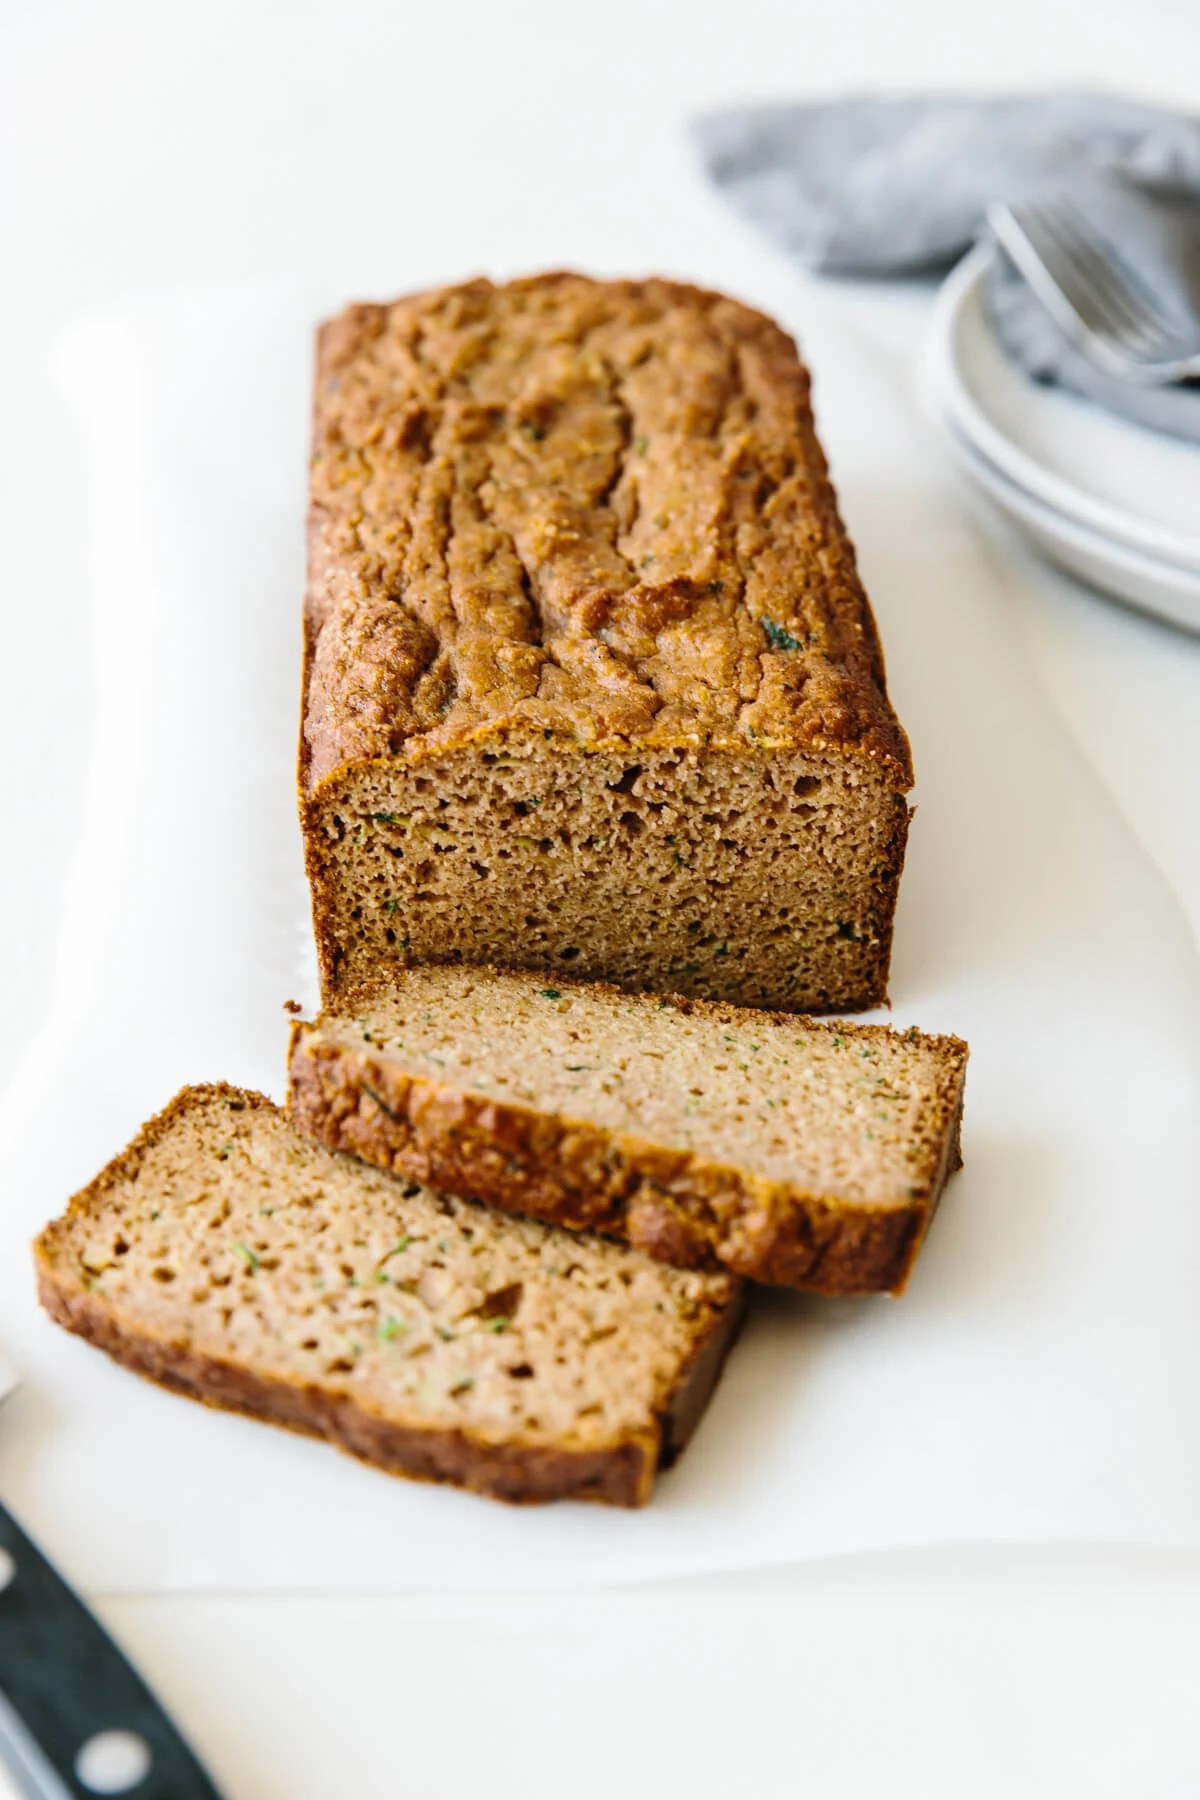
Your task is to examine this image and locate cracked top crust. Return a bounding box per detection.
[302,272,912,791]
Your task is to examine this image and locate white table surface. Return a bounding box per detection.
[3,2,1199,1795]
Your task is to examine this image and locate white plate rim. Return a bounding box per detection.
[926,245,1200,575]
[925,394,1200,635]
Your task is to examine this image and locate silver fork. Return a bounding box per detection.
[988,195,1200,385]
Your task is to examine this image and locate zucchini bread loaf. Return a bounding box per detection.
[301,273,912,1011]
[35,1085,742,1507]
[288,967,968,1294]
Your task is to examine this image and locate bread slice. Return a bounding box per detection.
[34,1085,742,1507]
[288,967,969,1296]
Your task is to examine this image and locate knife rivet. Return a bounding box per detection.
[75,1729,153,1794]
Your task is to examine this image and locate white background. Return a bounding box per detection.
[3,2,1200,1796]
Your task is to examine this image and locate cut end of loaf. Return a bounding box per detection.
[304,740,910,1011]
[34,1084,742,1507]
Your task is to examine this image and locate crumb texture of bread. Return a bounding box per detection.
[289,968,969,1294]
[33,1085,742,1507]
[301,272,912,1011]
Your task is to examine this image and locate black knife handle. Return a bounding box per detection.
[0,1503,225,1799]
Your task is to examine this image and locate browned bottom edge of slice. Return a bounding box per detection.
[288,1030,966,1297]
[34,1260,743,1509]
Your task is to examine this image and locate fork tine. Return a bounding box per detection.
[989,195,1200,380]
[1003,200,1143,342]
[1033,200,1162,347]
[1045,199,1196,351]
[1039,201,1173,351]
[994,201,1102,328]
[1032,203,1183,363]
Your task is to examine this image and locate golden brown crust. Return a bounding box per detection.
[301,272,912,791]
[33,1083,742,1507]
[288,987,969,1297]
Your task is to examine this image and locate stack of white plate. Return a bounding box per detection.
[923,245,1200,635]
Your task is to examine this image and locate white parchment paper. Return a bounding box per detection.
[2,282,1197,1593]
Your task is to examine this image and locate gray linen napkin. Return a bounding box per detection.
[693,94,1200,441]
